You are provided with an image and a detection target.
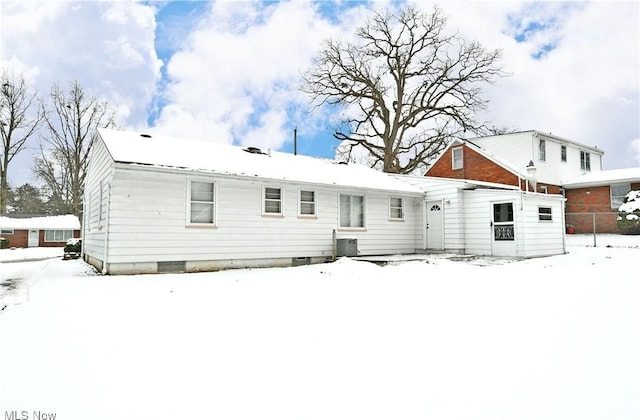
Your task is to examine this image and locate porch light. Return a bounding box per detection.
[525,160,537,192]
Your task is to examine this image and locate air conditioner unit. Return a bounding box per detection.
[336,238,358,257]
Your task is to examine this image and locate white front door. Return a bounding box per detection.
[28,229,39,247]
[426,200,444,250]
[491,202,516,256]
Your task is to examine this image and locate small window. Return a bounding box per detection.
[45,230,74,242]
[1,228,14,235]
[559,188,566,197]
[452,147,463,170]
[539,185,548,194]
[560,145,567,162]
[189,180,215,224]
[299,190,316,216]
[538,207,552,221]
[264,187,282,215]
[389,197,403,219]
[539,138,546,161]
[611,183,630,209]
[340,194,364,228]
[580,151,591,171]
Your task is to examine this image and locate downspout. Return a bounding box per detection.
[332,229,337,261]
[102,183,111,275]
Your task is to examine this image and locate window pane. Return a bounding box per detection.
[300,190,314,202]
[493,203,514,222]
[390,197,403,219]
[539,139,546,161]
[45,230,54,241]
[265,200,281,214]
[561,146,567,162]
[300,202,315,215]
[340,194,351,227]
[191,181,214,202]
[265,188,281,200]
[538,207,552,221]
[191,203,214,223]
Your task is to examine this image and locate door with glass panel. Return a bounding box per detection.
[492,202,516,256]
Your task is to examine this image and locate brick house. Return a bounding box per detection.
[563,168,640,233]
[0,215,81,248]
[425,131,640,233]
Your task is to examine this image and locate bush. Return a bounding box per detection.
[617,190,640,234]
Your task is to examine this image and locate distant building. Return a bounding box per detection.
[0,214,81,248]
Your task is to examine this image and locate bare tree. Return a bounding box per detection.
[34,81,116,216]
[0,69,42,212]
[301,6,507,173]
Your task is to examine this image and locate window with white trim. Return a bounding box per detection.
[264,187,282,215]
[539,138,546,161]
[340,194,364,228]
[611,183,630,209]
[539,185,548,194]
[45,230,74,242]
[452,147,463,170]
[560,145,567,162]
[538,207,552,221]
[1,228,14,235]
[299,190,316,216]
[389,197,403,219]
[580,151,591,171]
[189,180,215,224]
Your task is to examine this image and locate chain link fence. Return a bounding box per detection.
[564,211,639,247]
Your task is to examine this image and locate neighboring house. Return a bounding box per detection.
[563,168,640,233]
[0,214,81,248]
[426,130,605,195]
[82,128,568,275]
[397,176,567,258]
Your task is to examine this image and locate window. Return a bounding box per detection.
[189,180,215,224]
[559,188,566,197]
[539,138,546,161]
[493,202,514,241]
[611,183,630,209]
[340,194,364,228]
[389,197,403,219]
[561,145,567,162]
[1,228,14,235]
[538,207,552,221]
[580,151,591,171]
[299,190,316,216]
[45,230,74,242]
[452,147,463,170]
[264,187,282,215]
[539,185,548,194]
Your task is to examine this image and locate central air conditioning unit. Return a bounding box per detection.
[336,238,358,257]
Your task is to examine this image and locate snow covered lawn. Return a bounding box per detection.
[1,235,638,420]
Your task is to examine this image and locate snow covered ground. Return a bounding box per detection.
[0,234,638,420]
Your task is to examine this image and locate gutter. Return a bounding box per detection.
[102,183,111,275]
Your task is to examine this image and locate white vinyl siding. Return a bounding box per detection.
[452,147,463,170]
[189,180,216,224]
[45,229,74,242]
[264,187,282,215]
[299,190,316,216]
[389,197,403,220]
[339,194,364,228]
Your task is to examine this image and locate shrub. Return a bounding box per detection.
[617,190,640,234]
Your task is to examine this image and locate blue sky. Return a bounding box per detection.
[0,0,638,186]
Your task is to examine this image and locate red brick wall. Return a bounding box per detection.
[426,144,543,191]
[1,230,28,248]
[565,183,640,233]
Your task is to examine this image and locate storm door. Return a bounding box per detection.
[491,202,516,256]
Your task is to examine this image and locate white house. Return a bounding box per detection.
[83,129,568,274]
[397,176,567,258]
[467,130,604,187]
[82,129,427,274]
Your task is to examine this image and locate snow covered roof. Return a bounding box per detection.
[563,167,640,188]
[0,214,80,230]
[97,128,425,194]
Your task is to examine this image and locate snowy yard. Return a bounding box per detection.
[0,235,638,420]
